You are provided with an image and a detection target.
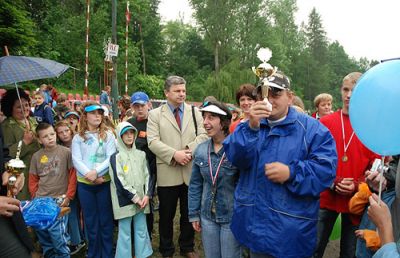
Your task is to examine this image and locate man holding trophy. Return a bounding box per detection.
[223,48,337,258]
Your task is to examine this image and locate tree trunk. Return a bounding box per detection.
[214,41,219,73]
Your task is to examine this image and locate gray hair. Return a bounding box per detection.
[164,75,186,91]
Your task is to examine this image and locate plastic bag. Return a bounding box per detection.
[22,197,60,230]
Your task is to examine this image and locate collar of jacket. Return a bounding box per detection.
[259,107,298,136]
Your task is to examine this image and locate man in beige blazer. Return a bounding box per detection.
[147,75,208,258]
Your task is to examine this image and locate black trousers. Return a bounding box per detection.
[158,184,194,257]
[0,215,31,258]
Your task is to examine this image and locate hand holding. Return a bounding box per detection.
[174,150,192,166]
[335,178,355,195]
[366,170,387,192]
[249,101,272,129]
[23,130,35,145]
[0,196,20,217]
[60,197,70,207]
[85,170,97,182]
[139,196,149,209]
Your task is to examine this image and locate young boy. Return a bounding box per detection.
[127,91,157,238]
[29,123,77,257]
[109,121,153,258]
[33,91,55,125]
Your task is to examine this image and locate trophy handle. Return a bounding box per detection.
[16,141,22,160]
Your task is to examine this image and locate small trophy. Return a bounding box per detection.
[6,141,26,198]
[252,47,278,111]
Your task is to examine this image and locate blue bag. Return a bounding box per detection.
[22,197,61,230]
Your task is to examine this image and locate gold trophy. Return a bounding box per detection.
[252,47,277,111]
[6,141,26,198]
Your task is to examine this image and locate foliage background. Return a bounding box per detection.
[1,0,378,110]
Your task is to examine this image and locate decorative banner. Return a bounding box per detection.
[107,43,119,57]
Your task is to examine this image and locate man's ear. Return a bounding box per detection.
[287,91,294,105]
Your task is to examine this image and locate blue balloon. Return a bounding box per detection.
[350,60,400,156]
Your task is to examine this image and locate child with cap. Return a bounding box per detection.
[64,111,80,133]
[71,101,116,258]
[109,121,153,258]
[188,101,242,258]
[127,91,157,239]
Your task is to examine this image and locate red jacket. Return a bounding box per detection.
[319,110,379,213]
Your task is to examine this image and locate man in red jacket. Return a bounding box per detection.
[313,72,379,258]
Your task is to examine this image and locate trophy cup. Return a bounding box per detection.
[6,141,26,198]
[252,47,278,111]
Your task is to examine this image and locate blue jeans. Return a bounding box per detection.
[314,209,357,258]
[68,197,83,246]
[356,190,395,258]
[36,215,70,258]
[115,212,153,258]
[200,215,241,258]
[78,182,114,258]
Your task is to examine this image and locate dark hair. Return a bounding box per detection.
[1,88,31,117]
[119,97,131,111]
[202,101,232,136]
[35,122,53,136]
[235,84,256,105]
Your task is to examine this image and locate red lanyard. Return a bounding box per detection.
[208,143,225,186]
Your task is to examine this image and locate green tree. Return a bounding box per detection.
[0,0,37,54]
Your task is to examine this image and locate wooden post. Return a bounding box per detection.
[84,0,91,96]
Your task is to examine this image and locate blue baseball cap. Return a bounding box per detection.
[131,92,149,105]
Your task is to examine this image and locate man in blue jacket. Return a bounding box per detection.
[223,71,337,258]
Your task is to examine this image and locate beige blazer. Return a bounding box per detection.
[147,102,208,186]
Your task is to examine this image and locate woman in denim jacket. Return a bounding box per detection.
[189,101,241,258]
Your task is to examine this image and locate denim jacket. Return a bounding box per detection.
[188,139,239,224]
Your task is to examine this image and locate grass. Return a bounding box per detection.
[31,203,205,258]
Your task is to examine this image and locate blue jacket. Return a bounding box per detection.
[223,107,337,258]
[188,139,239,224]
[33,103,54,125]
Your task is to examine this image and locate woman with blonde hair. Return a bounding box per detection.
[312,93,333,119]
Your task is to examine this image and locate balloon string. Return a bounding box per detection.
[378,156,385,205]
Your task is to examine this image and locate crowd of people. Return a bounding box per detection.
[0,71,399,258]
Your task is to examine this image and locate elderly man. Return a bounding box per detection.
[147,75,207,258]
[224,72,337,258]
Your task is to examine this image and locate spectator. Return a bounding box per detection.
[55,121,86,255]
[100,86,112,112]
[314,72,380,258]
[109,122,153,258]
[128,91,157,239]
[189,101,241,258]
[33,90,54,125]
[1,88,40,200]
[229,84,256,133]
[0,127,33,257]
[312,93,333,119]
[147,75,208,258]
[64,111,80,134]
[28,123,76,258]
[71,101,116,258]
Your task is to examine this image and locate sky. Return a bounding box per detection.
[158,0,400,61]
